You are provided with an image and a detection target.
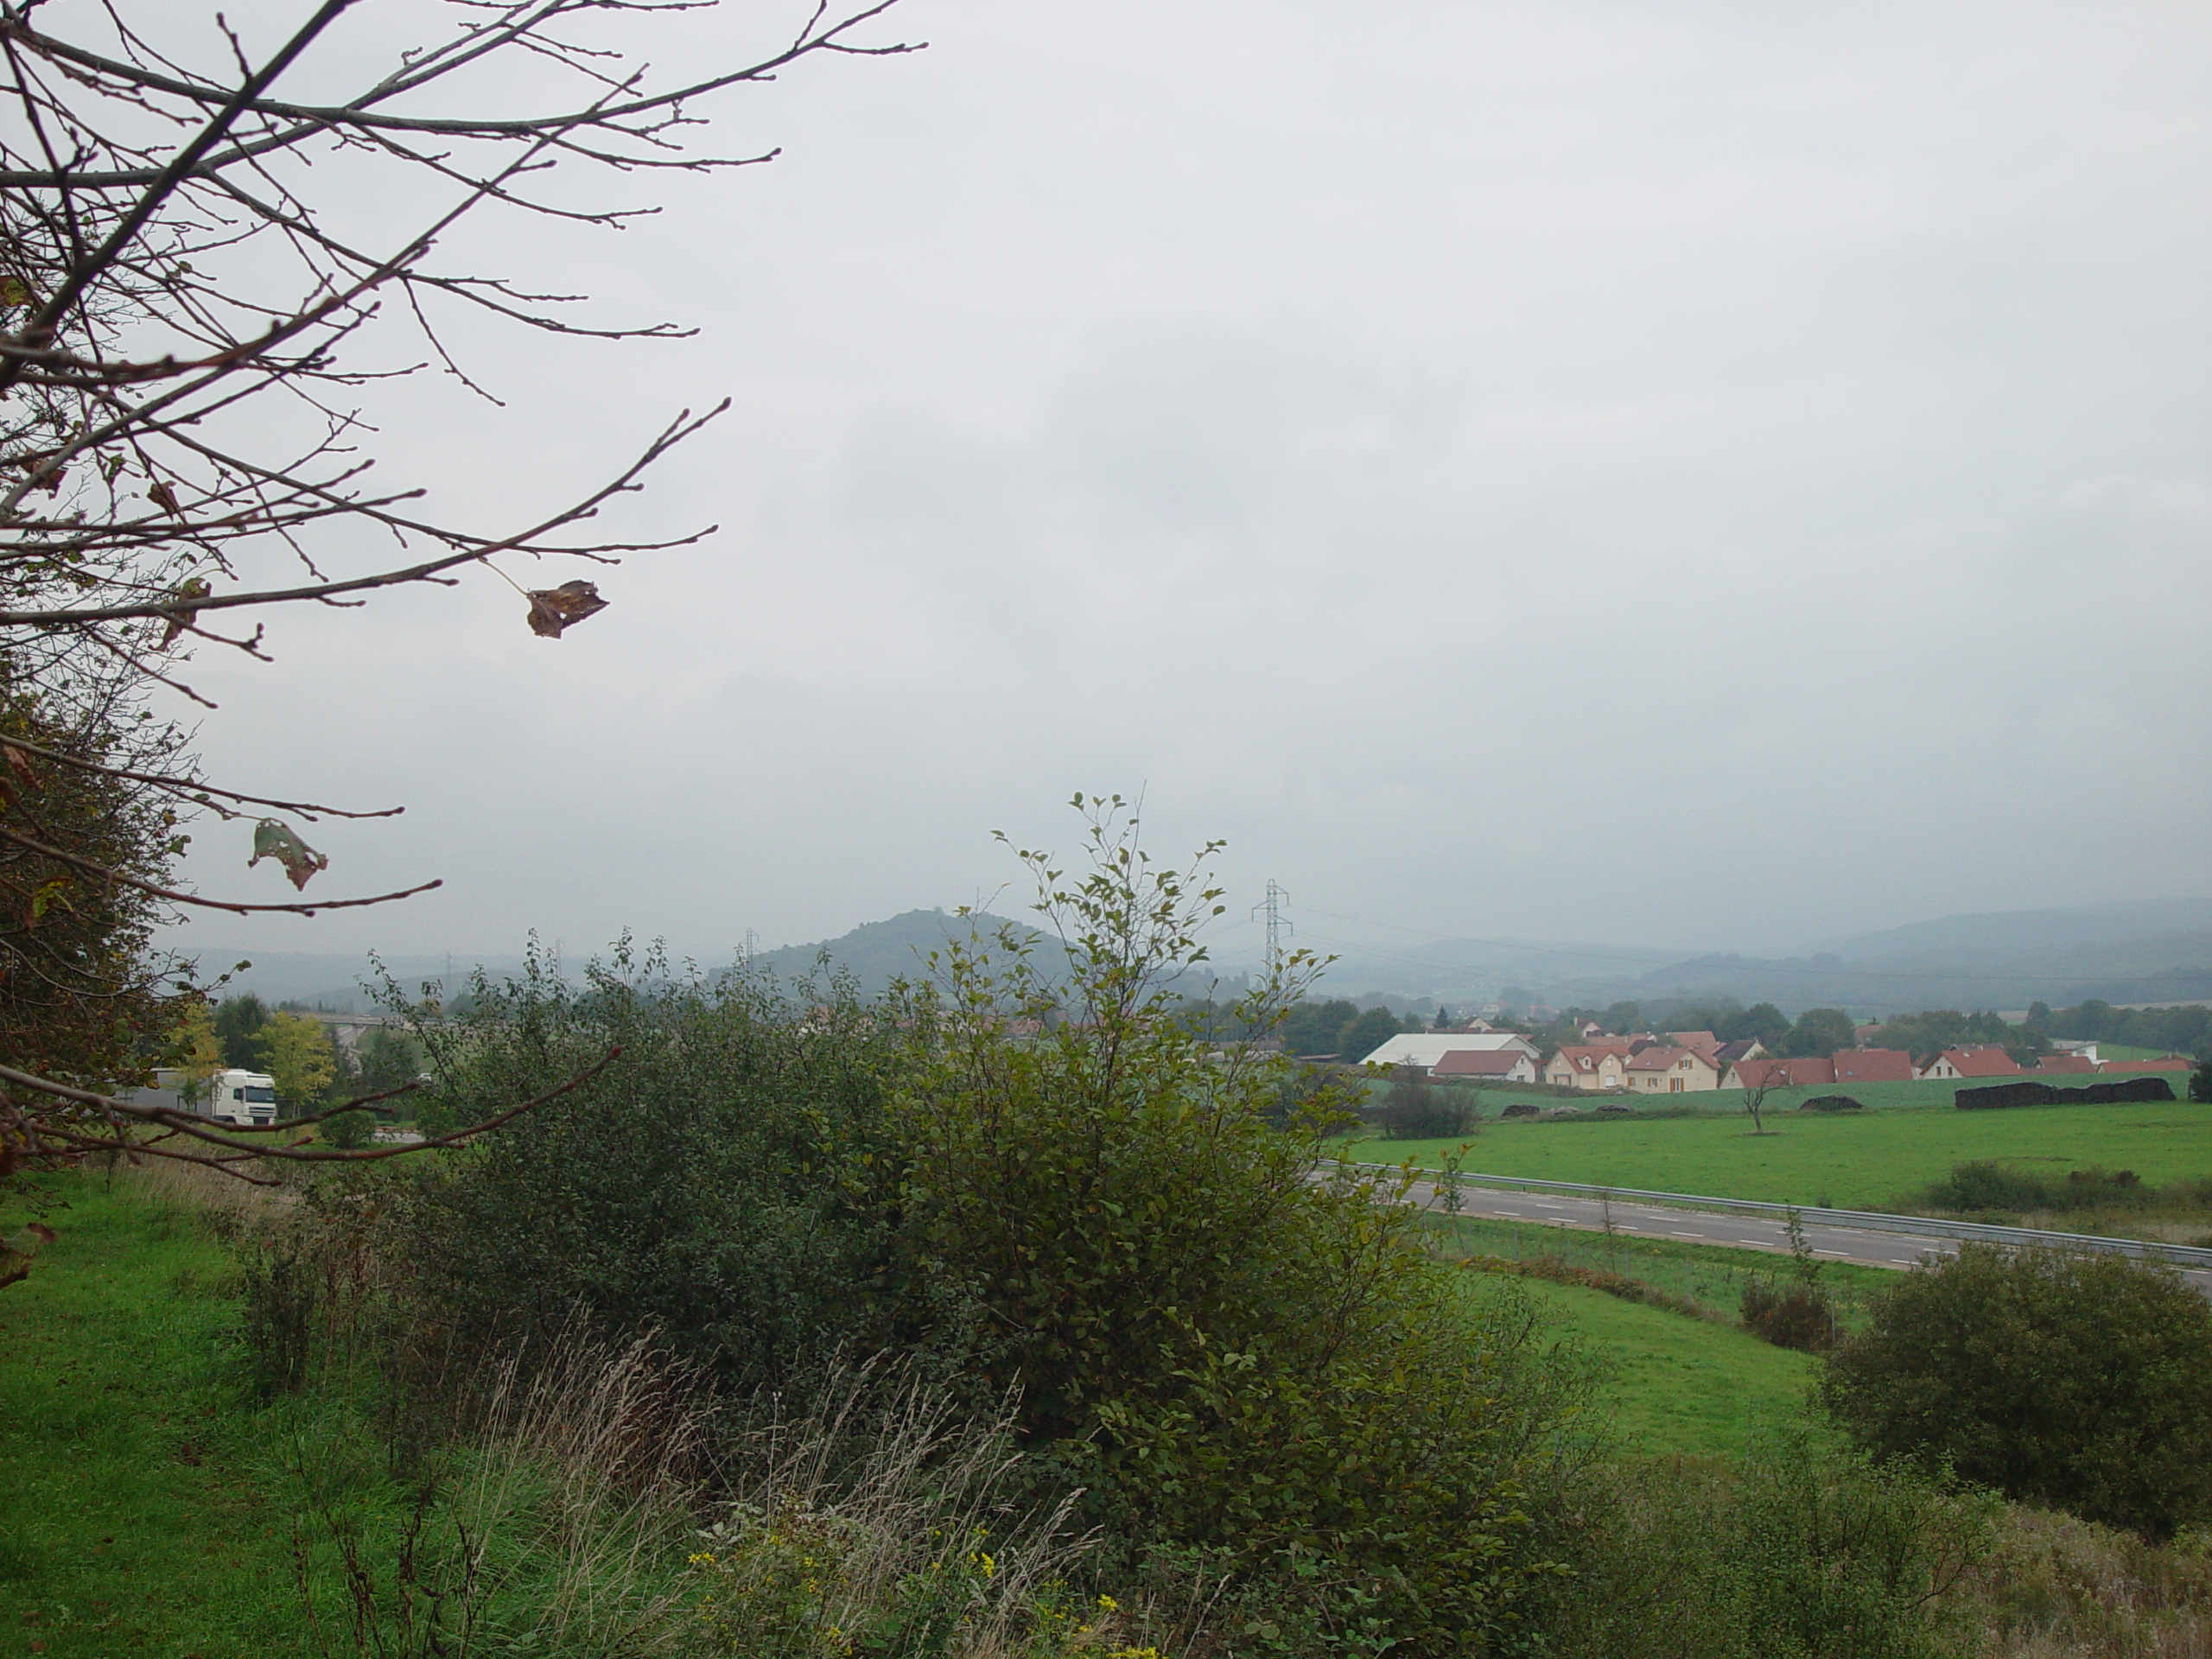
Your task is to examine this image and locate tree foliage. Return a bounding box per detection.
[260,1011,334,1116]
[885,799,1591,1650]
[1821,1245,2212,1539]
[395,940,907,1395]
[1335,1003,1406,1065]
[1780,1007,1857,1058]
[390,801,1599,1655]
[0,681,184,1095]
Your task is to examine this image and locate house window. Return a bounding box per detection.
[1670,1077,1683,1092]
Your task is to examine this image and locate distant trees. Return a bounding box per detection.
[358,1030,423,1096]
[1781,1007,1857,1058]
[1280,997,1358,1056]
[212,994,271,1071]
[1336,1005,1406,1066]
[2044,999,2210,1058]
[1822,1246,2212,1540]
[1665,1000,1792,1050]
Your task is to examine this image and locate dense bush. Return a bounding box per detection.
[1740,1276,1837,1353]
[1917,1160,2180,1214]
[1821,1245,2212,1539]
[1375,1071,1477,1140]
[887,804,1596,1653]
[390,808,1603,1656]
[391,939,908,1394]
[1532,1433,1994,1659]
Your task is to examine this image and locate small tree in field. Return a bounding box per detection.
[1739,1064,1783,1134]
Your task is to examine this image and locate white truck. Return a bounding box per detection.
[128,1067,280,1127]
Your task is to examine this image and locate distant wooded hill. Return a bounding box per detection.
[744,909,1039,996]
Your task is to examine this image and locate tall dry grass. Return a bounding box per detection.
[694,1362,1105,1659]
[1965,1508,2212,1659]
[289,1327,711,1657]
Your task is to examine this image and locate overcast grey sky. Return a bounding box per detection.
[157,0,2210,971]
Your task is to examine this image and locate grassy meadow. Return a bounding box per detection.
[0,1173,329,1656]
[1491,1273,1821,1459]
[1353,1091,2212,1212]
[10,1161,2212,1659]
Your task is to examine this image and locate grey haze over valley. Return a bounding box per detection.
[151,2,2210,998]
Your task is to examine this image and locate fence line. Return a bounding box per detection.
[1334,1161,2212,1271]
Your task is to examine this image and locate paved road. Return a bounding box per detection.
[1389,1175,2212,1298]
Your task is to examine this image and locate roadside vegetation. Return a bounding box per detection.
[10,805,2212,1657]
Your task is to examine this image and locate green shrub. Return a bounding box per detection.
[390,938,907,1393]
[1529,1433,1994,1659]
[318,1106,376,1150]
[1740,1276,1837,1353]
[1821,1245,2212,1539]
[1375,1072,1475,1141]
[238,1240,315,1400]
[887,799,1598,1655]
[1920,1160,2157,1214]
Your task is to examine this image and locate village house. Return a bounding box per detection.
[2037,1053,2097,1074]
[1543,1043,1633,1090]
[1831,1048,1915,1084]
[1917,1046,2022,1081]
[1626,1045,1722,1092]
[1722,1055,1836,1089]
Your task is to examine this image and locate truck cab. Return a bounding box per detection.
[208,1070,279,1126]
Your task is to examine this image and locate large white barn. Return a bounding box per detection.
[1354,1032,1541,1070]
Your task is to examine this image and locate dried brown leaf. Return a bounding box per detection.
[525,579,609,639]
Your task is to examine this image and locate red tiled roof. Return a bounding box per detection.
[1432,1047,1529,1077]
[2036,1054,2096,1074]
[1940,1047,2022,1077]
[1832,1049,1914,1083]
[1730,1056,1834,1088]
[1628,1045,1718,1075]
[2099,1057,2190,1072]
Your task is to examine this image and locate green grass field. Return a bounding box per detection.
[1461,1268,1821,1459]
[0,1173,321,1656]
[1355,1093,2212,1211]
[1415,1211,1897,1325]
